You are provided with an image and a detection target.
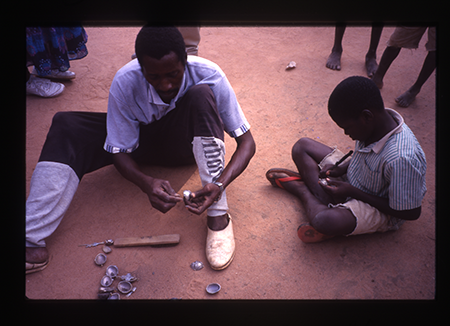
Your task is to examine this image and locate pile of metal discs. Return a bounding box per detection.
[97,265,138,300]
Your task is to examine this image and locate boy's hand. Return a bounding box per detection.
[318,178,353,204]
[319,164,346,178]
[184,183,222,215]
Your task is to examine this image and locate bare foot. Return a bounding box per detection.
[326,50,342,70]
[267,171,302,193]
[207,213,230,231]
[26,247,49,263]
[365,54,378,77]
[395,87,420,107]
[371,73,383,89]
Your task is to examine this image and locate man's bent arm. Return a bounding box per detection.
[215,130,256,189]
[113,152,181,213]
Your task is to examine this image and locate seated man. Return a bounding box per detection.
[26,26,255,273]
[266,76,426,243]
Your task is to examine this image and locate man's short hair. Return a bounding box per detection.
[135,25,187,65]
[328,76,385,121]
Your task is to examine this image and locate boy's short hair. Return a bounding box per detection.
[135,25,187,66]
[328,76,385,121]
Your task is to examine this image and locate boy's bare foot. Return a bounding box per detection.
[395,87,420,107]
[365,54,378,77]
[326,50,342,70]
[371,73,383,89]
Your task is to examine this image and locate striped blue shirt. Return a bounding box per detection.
[104,56,250,154]
[347,109,427,211]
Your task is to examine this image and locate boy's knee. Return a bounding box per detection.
[311,208,356,236]
[292,137,313,158]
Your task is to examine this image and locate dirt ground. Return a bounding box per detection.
[25,26,436,301]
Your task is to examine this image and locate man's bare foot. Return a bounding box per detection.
[207,213,230,231]
[365,54,378,77]
[395,87,420,107]
[326,50,342,70]
[26,247,49,263]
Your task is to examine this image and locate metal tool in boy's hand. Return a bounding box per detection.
[333,150,353,169]
[79,239,114,248]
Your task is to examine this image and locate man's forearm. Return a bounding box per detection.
[216,130,256,189]
[113,152,152,192]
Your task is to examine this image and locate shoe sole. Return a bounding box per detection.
[297,223,334,243]
[26,260,49,274]
[210,250,235,271]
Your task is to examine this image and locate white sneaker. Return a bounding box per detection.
[26,76,65,97]
[31,67,76,80]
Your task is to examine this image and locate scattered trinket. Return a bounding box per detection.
[99,286,115,293]
[102,245,112,254]
[206,283,221,294]
[126,287,137,297]
[100,275,113,287]
[190,260,204,271]
[108,293,120,300]
[106,265,119,278]
[285,61,296,70]
[94,253,107,266]
[117,281,133,294]
[120,273,137,282]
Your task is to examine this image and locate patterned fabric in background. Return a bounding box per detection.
[26,27,88,76]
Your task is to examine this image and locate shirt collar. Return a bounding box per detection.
[369,108,404,154]
[147,68,188,109]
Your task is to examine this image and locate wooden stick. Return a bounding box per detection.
[113,234,180,247]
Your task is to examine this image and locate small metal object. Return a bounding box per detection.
[206,283,221,294]
[319,178,328,186]
[117,281,133,294]
[126,287,137,297]
[79,239,114,248]
[104,239,114,246]
[286,61,296,70]
[120,273,137,282]
[106,265,119,279]
[100,275,113,287]
[94,253,107,266]
[102,245,112,254]
[108,293,120,300]
[98,292,111,300]
[190,260,204,271]
[99,286,115,293]
[183,190,192,202]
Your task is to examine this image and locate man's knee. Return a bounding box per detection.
[51,111,72,129]
[183,84,215,103]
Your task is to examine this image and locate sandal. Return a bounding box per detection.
[297,223,334,243]
[26,260,49,274]
[266,168,302,190]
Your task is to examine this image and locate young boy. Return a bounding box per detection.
[266,76,426,243]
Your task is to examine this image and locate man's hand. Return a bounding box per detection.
[184,183,222,215]
[142,177,182,213]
